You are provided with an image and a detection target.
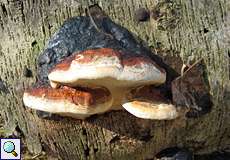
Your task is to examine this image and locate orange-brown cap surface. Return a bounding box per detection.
[48,48,166,88]
[23,85,113,119]
[122,86,178,120]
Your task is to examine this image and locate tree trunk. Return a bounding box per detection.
[0,0,229,159]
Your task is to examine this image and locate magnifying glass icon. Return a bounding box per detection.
[3,141,18,157]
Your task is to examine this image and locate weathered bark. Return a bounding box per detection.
[0,0,229,159]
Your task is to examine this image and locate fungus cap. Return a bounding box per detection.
[48,48,166,88]
[122,86,178,120]
[23,86,112,119]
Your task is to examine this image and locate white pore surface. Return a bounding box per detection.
[23,93,113,119]
[122,101,178,120]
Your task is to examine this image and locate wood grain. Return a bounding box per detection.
[0,0,229,159]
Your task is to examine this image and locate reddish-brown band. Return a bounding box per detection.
[50,48,121,72]
[25,86,111,106]
[122,57,165,73]
[50,48,165,73]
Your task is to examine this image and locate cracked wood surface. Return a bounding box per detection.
[0,0,229,159]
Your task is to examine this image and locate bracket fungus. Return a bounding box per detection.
[122,86,178,120]
[23,86,112,119]
[48,48,166,111]
[23,5,212,120]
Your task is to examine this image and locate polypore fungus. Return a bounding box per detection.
[23,5,212,120]
[23,86,112,119]
[48,48,166,110]
[48,48,166,87]
[122,86,178,120]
